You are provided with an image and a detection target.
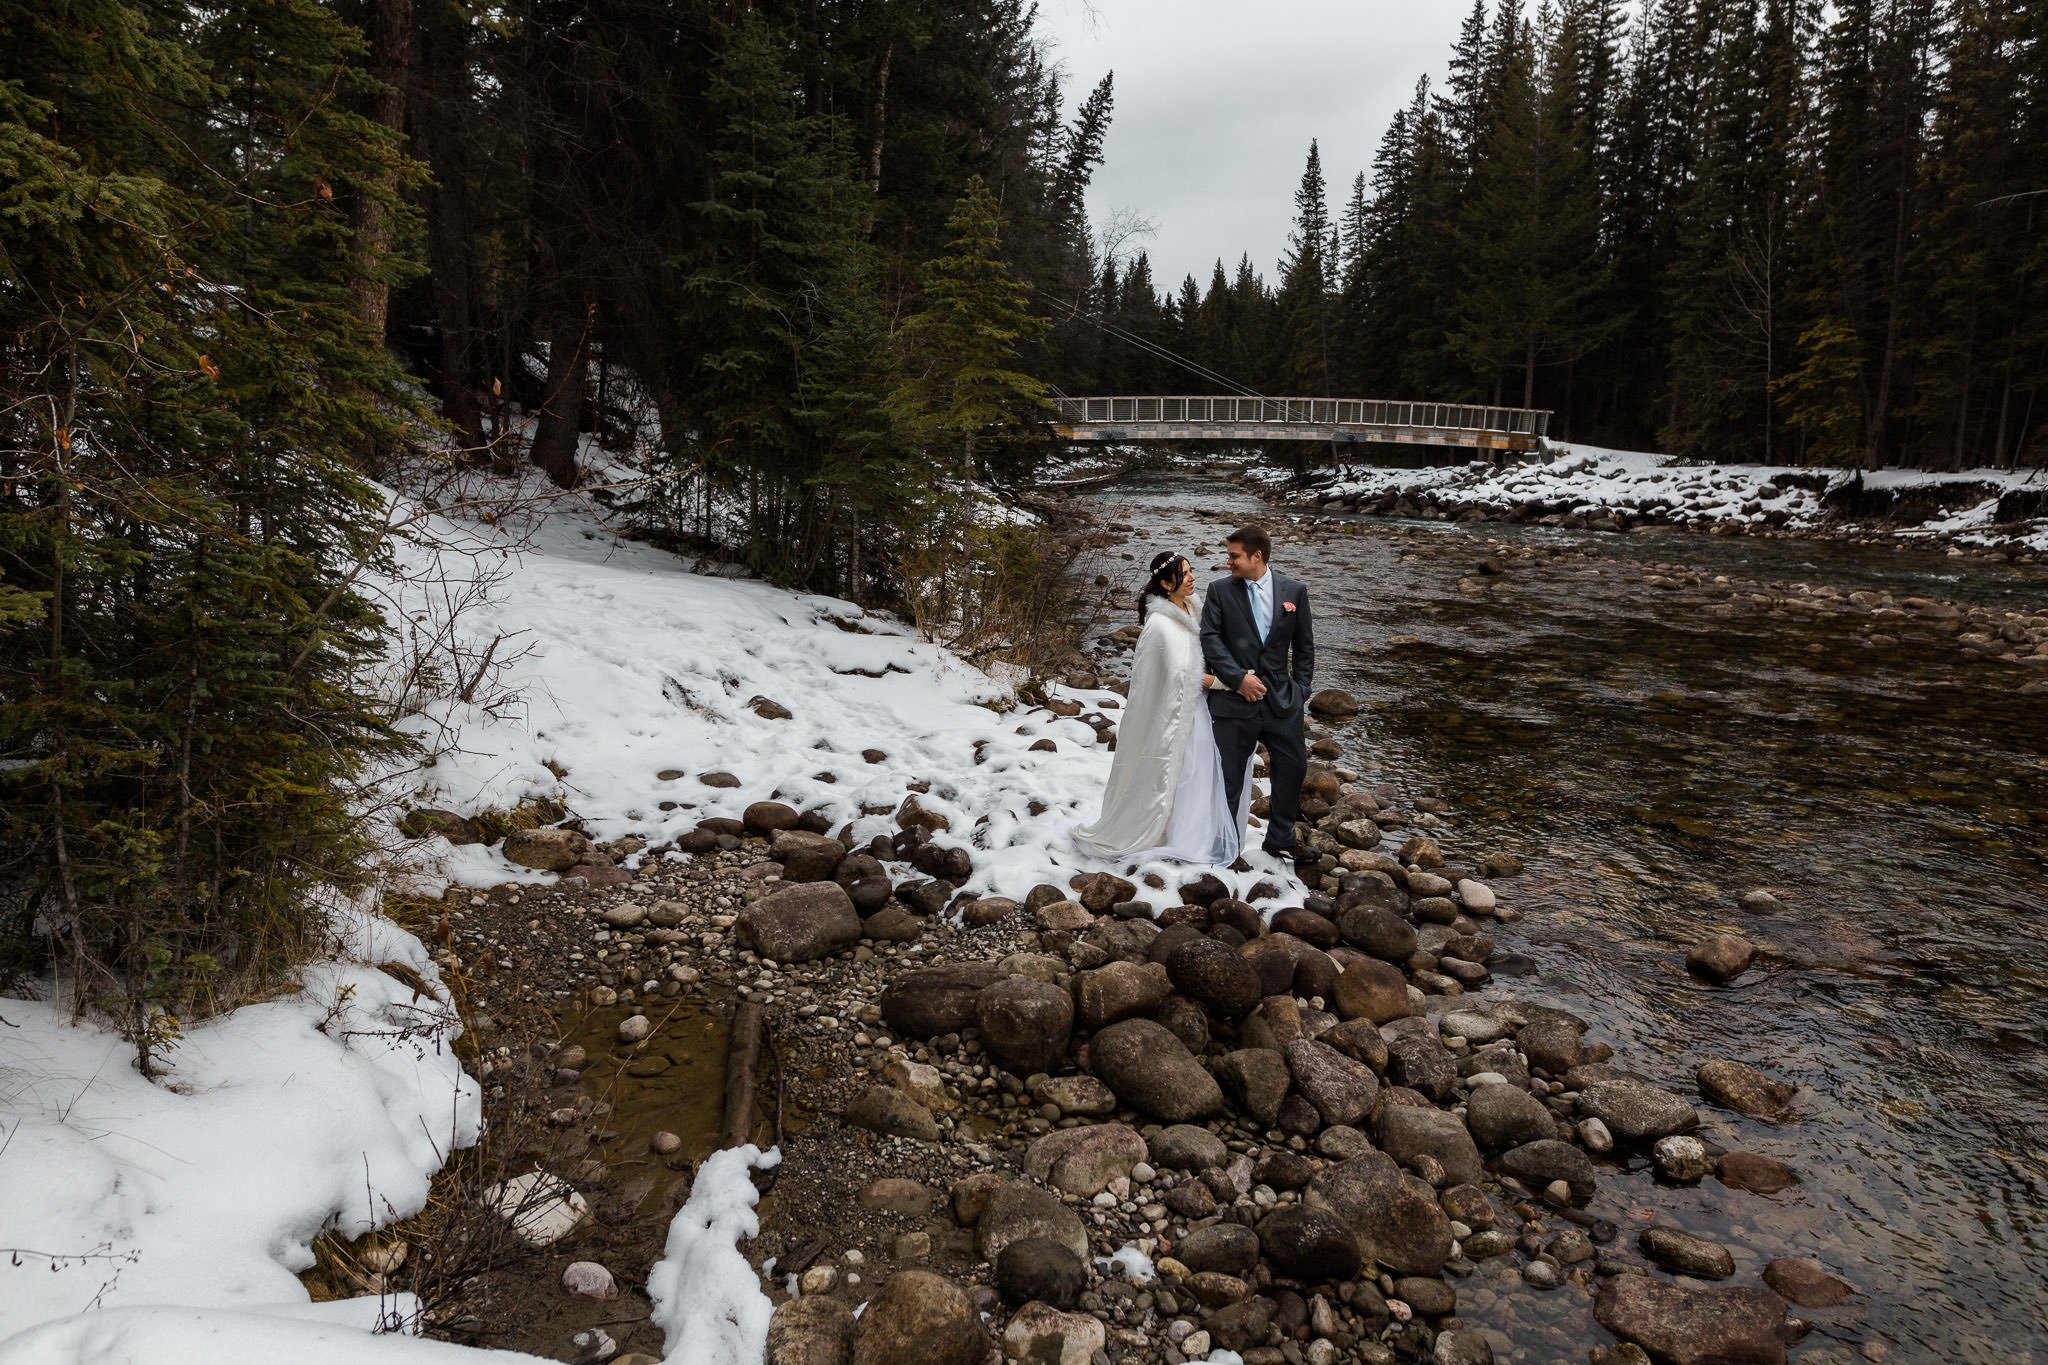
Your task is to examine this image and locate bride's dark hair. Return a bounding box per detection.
[1139,550,1189,623]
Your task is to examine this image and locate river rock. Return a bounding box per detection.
[1337,903,1417,963]
[1176,1222,1260,1277]
[995,1237,1086,1308]
[1256,1206,1362,1280]
[880,963,1003,1037]
[770,829,846,883]
[1497,1139,1596,1201]
[1309,689,1361,719]
[1515,1019,1585,1075]
[846,1086,941,1141]
[1398,835,1444,870]
[976,1181,1089,1264]
[1374,1105,1483,1188]
[1306,1151,1451,1276]
[487,1171,588,1247]
[1318,1017,1390,1072]
[503,826,593,872]
[1033,898,1094,932]
[1639,1226,1737,1281]
[1216,1048,1292,1127]
[1697,1058,1797,1117]
[1738,889,1787,915]
[1285,1039,1381,1128]
[1072,960,1171,1031]
[1150,1123,1229,1172]
[1593,1275,1791,1365]
[766,1297,855,1365]
[976,976,1073,1077]
[860,1178,937,1216]
[1023,1123,1146,1198]
[1383,1028,1458,1100]
[1579,1078,1700,1141]
[1464,1082,1557,1150]
[561,1261,618,1300]
[743,801,801,835]
[852,1270,985,1365]
[1001,1303,1104,1365]
[1167,936,1262,1017]
[1332,957,1412,1023]
[1440,1010,1510,1045]
[1762,1257,1854,1307]
[1717,1150,1795,1195]
[400,808,481,845]
[1686,932,1757,984]
[1653,1135,1715,1183]
[1088,1018,1223,1121]
[1034,1074,1117,1117]
[1271,906,1339,948]
[737,881,859,962]
[1074,871,1137,913]
[1454,879,1496,914]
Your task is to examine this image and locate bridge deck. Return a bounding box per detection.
[1052,396,1550,452]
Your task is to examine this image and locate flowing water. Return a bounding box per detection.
[1083,470,2048,1362]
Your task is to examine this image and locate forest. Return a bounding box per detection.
[1088,0,2048,475]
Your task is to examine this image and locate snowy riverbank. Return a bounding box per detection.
[1246,442,2048,557]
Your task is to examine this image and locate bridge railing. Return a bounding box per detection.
[1051,396,1551,439]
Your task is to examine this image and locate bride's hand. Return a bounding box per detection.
[1202,673,1217,689]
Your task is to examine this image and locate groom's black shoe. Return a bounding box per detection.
[1265,842,1321,871]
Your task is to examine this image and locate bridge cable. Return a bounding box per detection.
[1029,285,1270,401]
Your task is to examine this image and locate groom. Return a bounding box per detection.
[1200,525,1316,868]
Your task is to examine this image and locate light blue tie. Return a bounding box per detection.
[1251,578,1270,640]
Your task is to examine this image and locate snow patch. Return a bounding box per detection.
[645,1144,781,1365]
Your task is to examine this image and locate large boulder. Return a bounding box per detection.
[1149,1124,1229,1172]
[852,1271,985,1365]
[845,1086,941,1142]
[880,963,1004,1037]
[995,1238,1086,1309]
[743,801,802,835]
[1592,1275,1792,1365]
[1514,1019,1585,1075]
[1000,1303,1105,1365]
[1284,1039,1381,1128]
[1175,1223,1260,1277]
[976,1181,1089,1264]
[1167,937,1262,1018]
[1579,1078,1700,1142]
[1463,1082,1558,1151]
[1073,871,1137,913]
[1305,1151,1451,1276]
[976,977,1073,1077]
[1383,1025,1458,1100]
[1336,903,1417,963]
[1087,1018,1223,1121]
[1309,689,1361,719]
[737,882,860,962]
[1023,1124,1146,1198]
[1072,960,1171,1031]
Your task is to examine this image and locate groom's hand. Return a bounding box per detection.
[1239,671,1268,702]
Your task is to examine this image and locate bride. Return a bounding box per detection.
[1073,551,1245,865]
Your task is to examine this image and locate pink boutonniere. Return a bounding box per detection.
[1282,601,1297,613]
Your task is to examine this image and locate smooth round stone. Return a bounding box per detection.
[562,1261,618,1299]
[617,1014,652,1044]
[1440,1010,1509,1045]
[1653,1135,1714,1183]
[650,1130,683,1155]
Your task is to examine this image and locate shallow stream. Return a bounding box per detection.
[1083,470,2048,1361]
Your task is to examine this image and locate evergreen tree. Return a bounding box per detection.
[1,0,420,1059]
[1275,141,1335,392]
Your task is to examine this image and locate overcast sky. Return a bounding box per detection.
[1033,1,1476,290]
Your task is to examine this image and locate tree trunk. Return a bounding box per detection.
[868,44,892,192]
[346,0,413,340]
[416,0,486,454]
[531,306,590,489]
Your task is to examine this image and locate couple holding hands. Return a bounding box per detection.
[1074,524,1317,872]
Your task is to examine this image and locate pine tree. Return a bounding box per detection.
[1275,141,1335,393]
[1,0,420,1061]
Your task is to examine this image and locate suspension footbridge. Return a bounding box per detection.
[1051,396,1551,453]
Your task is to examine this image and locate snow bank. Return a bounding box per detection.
[378,454,1306,913]
[0,1304,552,1365]
[0,914,484,1358]
[645,1144,781,1365]
[1263,441,2048,545]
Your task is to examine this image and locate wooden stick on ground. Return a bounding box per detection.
[721,998,765,1150]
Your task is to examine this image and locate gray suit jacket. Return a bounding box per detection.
[1200,573,1315,719]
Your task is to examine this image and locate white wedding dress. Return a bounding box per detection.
[1072,595,1247,865]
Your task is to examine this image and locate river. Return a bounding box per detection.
[1079,469,2048,1362]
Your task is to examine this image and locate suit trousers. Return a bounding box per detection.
[1212,704,1309,854]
